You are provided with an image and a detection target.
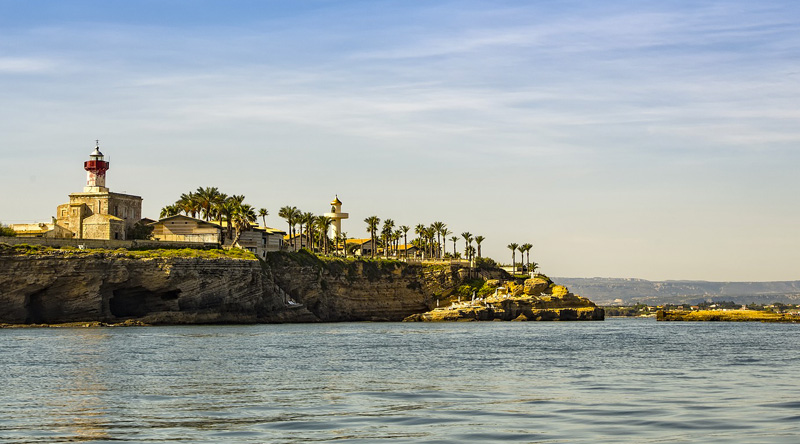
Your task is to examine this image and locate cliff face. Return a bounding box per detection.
[0,251,284,324]
[264,252,464,321]
[0,248,483,325]
[0,246,588,325]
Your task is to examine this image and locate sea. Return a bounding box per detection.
[1,318,798,443]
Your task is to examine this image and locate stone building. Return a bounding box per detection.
[52,142,143,240]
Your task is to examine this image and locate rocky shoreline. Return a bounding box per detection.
[657,309,799,323]
[0,244,603,325]
[404,276,603,322]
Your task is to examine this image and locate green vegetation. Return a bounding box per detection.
[126,221,154,240]
[0,243,256,260]
[0,223,16,237]
[454,279,496,299]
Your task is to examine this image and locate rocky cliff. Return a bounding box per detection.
[0,246,284,324]
[0,244,593,325]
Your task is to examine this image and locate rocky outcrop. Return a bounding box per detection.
[403,276,604,322]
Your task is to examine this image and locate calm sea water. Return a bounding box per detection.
[1,318,799,443]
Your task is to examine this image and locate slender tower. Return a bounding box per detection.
[83,140,109,192]
[324,195,349,243]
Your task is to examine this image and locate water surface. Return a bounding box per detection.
[1,318,798,443]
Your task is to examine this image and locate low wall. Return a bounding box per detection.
[0,236,219,250]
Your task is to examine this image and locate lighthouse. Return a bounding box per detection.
[84,140,110,192]
[324,195,349,241]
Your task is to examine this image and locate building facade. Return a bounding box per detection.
[12,142,143,240]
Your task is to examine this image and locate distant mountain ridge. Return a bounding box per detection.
[553,277,800,305]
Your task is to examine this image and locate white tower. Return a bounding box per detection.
[324,195,349,242]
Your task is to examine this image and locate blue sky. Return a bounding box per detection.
[1,0,799,281]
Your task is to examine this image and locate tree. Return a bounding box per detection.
[176,192,200,218]
[195,186,224,221]
[450,236,458,257]
[339,231,348,257]
[258,208,269,227]
[415,224,426,257]
[440,228,451,256]
[278,206,299,250]
[425,226,437,258]
[521,243,533,271]
[364,216,380,258]
[518,244,525,271]
[508,243,519,273]
[217,198,237,241]
[160,204,182,219]
[381,219,395,257]
[399,225,410,258]
[231,203,257,246]
[432,221,446,258]
[317,215,334,254]
[461,232,473,260]
[1,223,17,237]
[474,235,485,258]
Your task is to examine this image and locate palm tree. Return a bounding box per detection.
[317,216,334,254]
[381,219,395,257]
[432,221,446,258]
[414,224,426,257]
[176,192,199,218]
[230,203,257,246]
[425,226,437,258]
[279,206,299,250]
[364,216,380,258]
[521,243,533,271]
[339,231,348,257]
[440,228,451,256]
[474,235,485,258]
[399,225,410,258]
[301,212,315,251]
[195,187,223,221]
[159,204,182,219]
[508,242,519,274]
[217,198,237,241]
[450,236,458,257]
[258,208,269,227]
[461,232,473,260]
[518,244,525,272]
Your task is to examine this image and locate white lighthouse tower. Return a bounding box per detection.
[324,195,349,242]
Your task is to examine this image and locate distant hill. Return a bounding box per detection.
[553,277,800,306]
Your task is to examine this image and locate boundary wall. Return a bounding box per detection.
[0,236,219,250]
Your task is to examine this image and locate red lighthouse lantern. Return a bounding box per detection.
[84,140,110,191]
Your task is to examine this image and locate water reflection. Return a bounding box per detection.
[51,329,112,442]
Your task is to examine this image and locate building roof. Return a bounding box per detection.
[150,214,221,228]
[252,226,286,235]
[346,238,372,245]
[330,195,342,205]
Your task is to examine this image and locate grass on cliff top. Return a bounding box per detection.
[0,243,257,260]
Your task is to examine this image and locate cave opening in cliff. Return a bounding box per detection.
[25,289,50,324]
[109,287,181,318]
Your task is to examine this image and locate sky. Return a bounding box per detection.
[1,0,799,281]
